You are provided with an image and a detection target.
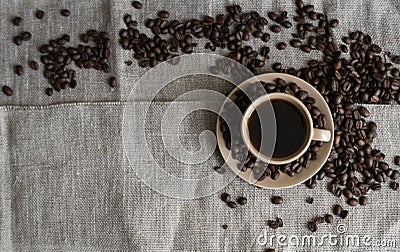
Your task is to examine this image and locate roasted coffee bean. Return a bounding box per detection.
[340,210,348,219]
[359,196,368,205]
[267,220,280,229]
[60,9,70,17]
[306,197,314,204]
[2,85,13,96]
[325,214,333,223]
[347,198,358,206]
[308,221,317,232]
[12,16,22,26]
[271,196,283,204]
[45,88,53,96]
[14,65,23,76]
[330,19,339,28]
[21,32,32,41]
[277,42,287,50]
[158,11,170,19]
[132,1,143,9]
[109,77,117,88]
[29,60,39,70]
[227,201,237,208]
[35,10,45,19]
[391,170,400,180]
[13,36,22,45]
[270,25,281,33]
[266,249,275,252]
[221,224,228,229]
[221,193,231,203]
[300,45,312,53]
[237,196,247,205]
[394,156,400,166]
[261,33,270,42]
[333,204,342,215]
[290,39,302,48]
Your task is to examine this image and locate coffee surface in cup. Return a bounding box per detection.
[247,99,308,159]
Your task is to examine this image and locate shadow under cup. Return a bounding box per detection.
[241,93,317,165]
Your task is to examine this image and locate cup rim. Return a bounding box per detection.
[241,93,314,165]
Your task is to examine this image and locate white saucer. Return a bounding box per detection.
[216,73,334,189]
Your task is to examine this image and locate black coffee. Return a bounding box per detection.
[247,99,308,159]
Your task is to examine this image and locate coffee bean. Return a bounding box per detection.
[391,170,400,180]
[14,65,23,76]
[271,196,283,204]
[300,45,312,53]
[221,224,228,229]
[333,204,342,215]
[13,36,22,45]
[158,11,170,19]
[2,85,13,96]
[340,210,348,219]
[306,197,313,204]
[330,19,339,28]
[277,42,287,50]
[35,10,45,19]
[266,249,275,252]
[270,25,281,33]
[45,88,53,96]
[21,32,32,41]
[347,198,358,206]
[60,9,70,17]
[29,60,39,70]
[109,77,117,88]
[267,220,279,229]
[227,201,237,208]
[394,156,400,166]
[221,193,231,203]
[261,33,270,42]
[308,221,317,232]
[132,1,143,9]
[290,39,302,48]
[268,12,277,21]
[237,196,247,205]
[12,16,22,26]
[359,196,368,205]
[325,214,333,223]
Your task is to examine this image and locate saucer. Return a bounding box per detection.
[216,73,334,189]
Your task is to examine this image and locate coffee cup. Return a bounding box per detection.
[241,93,331,165]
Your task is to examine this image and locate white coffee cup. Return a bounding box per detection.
[241,93,331,165]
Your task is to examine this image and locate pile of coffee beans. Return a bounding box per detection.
[38,30,111,95]
[4,8,116,97]
[219,78,327,181]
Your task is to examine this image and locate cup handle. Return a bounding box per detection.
[312,128,331,142]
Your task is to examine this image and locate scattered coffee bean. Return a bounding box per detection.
[330,19,339,28]
[21,32,32,41]
[276,42,287,50]
[35,10,45,19]
[306,197,314,204]
[222,224,228,229]
[227,201,237,208]
[394,156,400,166]
[271,196,283,204]
[340,210,349,219]
[60,9,70,17]
[14,65,23,76]
[29,60,39,70]
[237,196,247,205]
[270,25,281,33]
[325,214,333,223]
[347,198,358,206]
[12,16,22,26]
[132,1,143,9]
[290,39,302,48]
[125,60,133,66]
[220,193,231,203]
[213,165,226,174]
[13,36,22,45]
[333,204,342,215]
[308,221,317,232]
[109,76,117,88]
[45,88,53,96]
[158,11,170,19]
[2,85,13,96]
[359,196,368,205]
